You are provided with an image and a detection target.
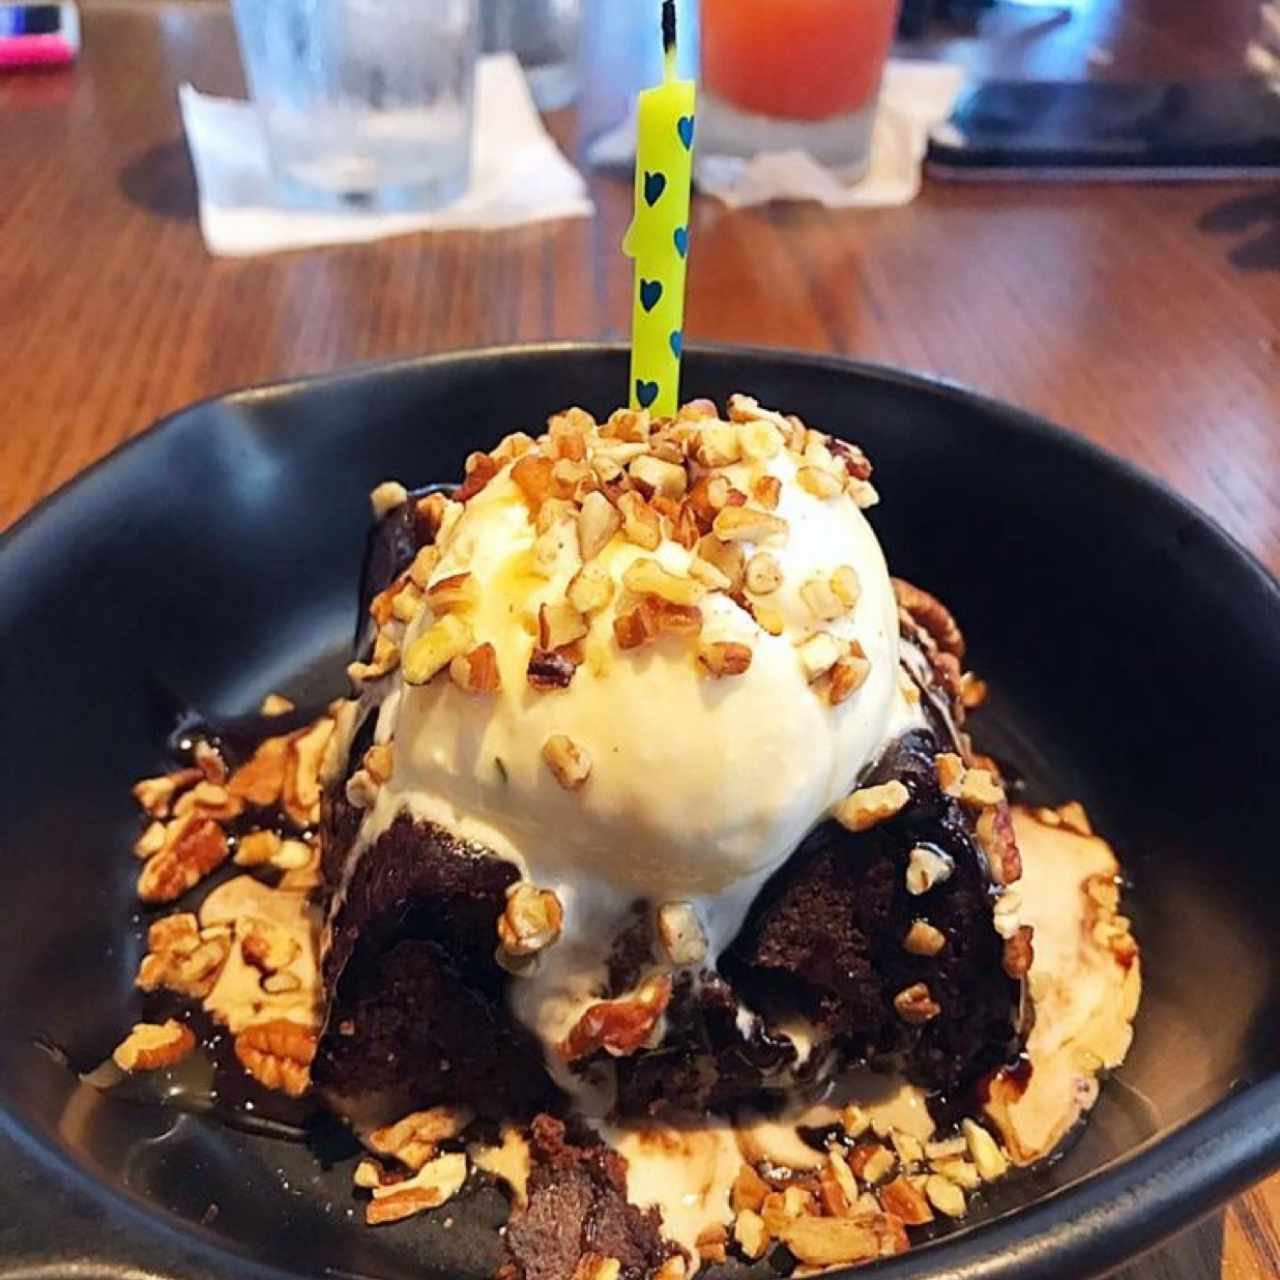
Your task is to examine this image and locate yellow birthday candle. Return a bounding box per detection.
[623,0,695,418]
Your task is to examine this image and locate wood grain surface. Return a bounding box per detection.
[0,3,1277,1276]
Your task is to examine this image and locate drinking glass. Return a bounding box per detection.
[700,0,901,178]
[481,0,581,111]
[231,0,478,211]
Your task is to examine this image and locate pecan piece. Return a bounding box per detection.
[366,1152,468,1225]
[137,815,229,904]
[892,578,965,660]
[561,975,672,1061]
[227,734,292,808]
[697,640,752,678]
[1002,925,1035,980]
[894,982,941,1025]
[234,1019,316,1097]
[527,647,578,690]
[113,1020,196,1072]
[369,1105,474,1172]
[455,451,498,502]
[879,1175,934,1226]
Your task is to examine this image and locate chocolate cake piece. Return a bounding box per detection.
[312,813,558,1123]
[726,728,1024,1095]
[504,1115,678,1280]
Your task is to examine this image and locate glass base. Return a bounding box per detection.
[271,163,470,215]
[698,87,877,175]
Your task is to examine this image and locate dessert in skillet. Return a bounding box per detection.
[115,396,1141,1276]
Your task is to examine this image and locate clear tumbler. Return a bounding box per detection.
[231,0,478,211]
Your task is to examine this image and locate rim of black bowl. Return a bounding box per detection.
[2,341,1279,1280]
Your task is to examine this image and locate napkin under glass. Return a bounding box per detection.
[180,54,593,258]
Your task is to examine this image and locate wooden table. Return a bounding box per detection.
[1,2,1277,1276]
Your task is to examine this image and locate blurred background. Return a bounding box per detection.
[0,0,1276,579]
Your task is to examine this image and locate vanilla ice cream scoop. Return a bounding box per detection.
[342,397,920,1072]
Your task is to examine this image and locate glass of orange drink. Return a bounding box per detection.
[700,0,900,176]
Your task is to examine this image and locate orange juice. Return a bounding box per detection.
[702,0,899,123]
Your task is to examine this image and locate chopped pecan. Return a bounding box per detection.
[577,492,622,561]
[449,642,502,694]
[455,451,498,502]
[697,640,752,678]
[241,919,301,975]
[370,1105,474,1171]
[778,1216,888,1267]
[797,633,842,682]
[961,1118,1009,1181]
[695,1223,728,1264]
[617,491,662,550]
[137,815,229,904]
[366,1152,468,1225]
[234,829,280,867]
[829,437,874,482]
[906,844,954,895]
[259,692,295,716]
[834,780,910,833]
[712,506,788,544]
[828,653,871,706]
[512,453,556,513]
[281,716,334,828]
[623,557,704,606]
[924,1174,967,1219]
[892,579,965,660]
[613,598,661,650]
[404,615,474,686]
[132,768,202,819]
[527,647,578,690]
[1002,925,1035,980]
[903,920,947,957]
[227,734,292,808]
[656,901,707,966]
[173,779,245,822]
[630,455,688,501]
[879,1176,934,1226]
[498,884,565,956]
[113,1020,196,1072]
[234,1019,316,1097]
[796,465,844,500]
[733,1209,770,1260]
[975,805,1022,886]
[369,572,415,627]
[894,982,941,1025]
[849,1142,896,1184]
[731,1163,770,1214]
[133,821,166,859]
[137,913,230,998]
[561,975,672,1061]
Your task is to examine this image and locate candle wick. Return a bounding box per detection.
[661,0,677,76]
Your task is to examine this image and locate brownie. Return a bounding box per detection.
[504,1115,678,1280]
[312,813,558,1122]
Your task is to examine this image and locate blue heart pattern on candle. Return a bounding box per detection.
[677,115,695,150]
[644,171,667,207]
[669,330,682,358]
[673,226,689,259]
[640,279,663,312]
[636,379,659,408]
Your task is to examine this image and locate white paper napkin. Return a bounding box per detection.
[588,59,965,211]
[180,53,593,257]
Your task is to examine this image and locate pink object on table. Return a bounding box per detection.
[0,32,74,67]
[0,3,79,70]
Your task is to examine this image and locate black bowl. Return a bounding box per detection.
[1,343,1277,1280]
